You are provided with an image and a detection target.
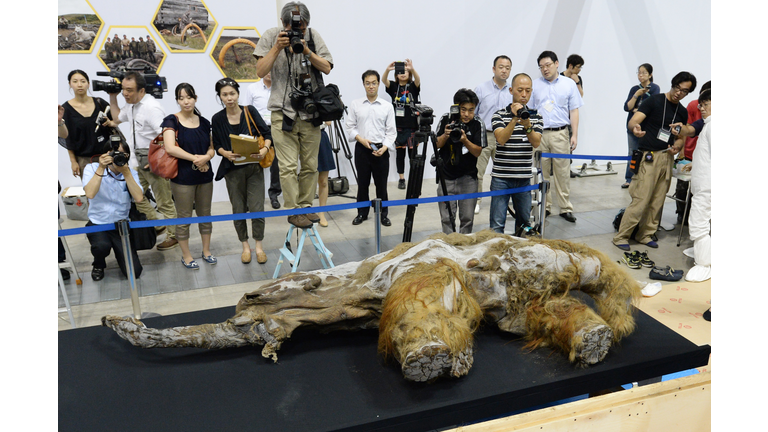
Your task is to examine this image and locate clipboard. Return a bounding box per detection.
[229,134,263,165]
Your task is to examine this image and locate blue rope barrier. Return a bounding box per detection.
[540,153,631,161]
[58,184,540,238]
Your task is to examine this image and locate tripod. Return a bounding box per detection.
[402,129,455,243]
[326,118,357,200]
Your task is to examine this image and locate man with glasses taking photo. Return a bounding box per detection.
[530,50,583,223]
[613,71,697,252]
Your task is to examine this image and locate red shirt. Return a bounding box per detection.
[684,99,701,160]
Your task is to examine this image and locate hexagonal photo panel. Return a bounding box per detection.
[97,26,167,74]
[58,0,104,53]
[210,27,261,81]
[152,0,217,53]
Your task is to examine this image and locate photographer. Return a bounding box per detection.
[108,71,179,251]
[382,59,421,189]
[490,73,543,236]
[82,141,144,281]
[252,1,333,228]
[434,89,486,234]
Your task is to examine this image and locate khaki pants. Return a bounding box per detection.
[135,162,177,239]
[540,128,573,213]
[170,181,213,241]
[475,130,497,196]
[270,111,320,210]
[613,150,673,245]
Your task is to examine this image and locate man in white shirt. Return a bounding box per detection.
[345,70,397,226]
[108,71,178,250]
[241,72,282,209]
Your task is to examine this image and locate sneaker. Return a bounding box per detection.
[637,251,655,268]
[288,214,313,228]
[398,179,406,190]
[621,252,641,269]
[157,237,179,251]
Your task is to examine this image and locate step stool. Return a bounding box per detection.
[273,224,334,278]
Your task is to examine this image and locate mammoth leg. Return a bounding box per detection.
[378,260,483,382]
[525,295,614,366]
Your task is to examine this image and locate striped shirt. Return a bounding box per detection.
[491,107,543,179]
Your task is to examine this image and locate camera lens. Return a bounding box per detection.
[291,37,304,53]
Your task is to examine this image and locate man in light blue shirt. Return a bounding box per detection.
[530,50,583,222]
[82,141,145,281]
[473,55,515,214]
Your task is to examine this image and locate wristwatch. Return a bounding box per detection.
[525,126,533,134]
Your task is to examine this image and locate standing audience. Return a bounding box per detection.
[382,59,421,190]
[622,63,661,188]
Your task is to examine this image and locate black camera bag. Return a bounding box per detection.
[305,29,345,122]
[328,176,349,195]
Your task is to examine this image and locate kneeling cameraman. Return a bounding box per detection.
[434,88,486,234]
[82,139,145,281]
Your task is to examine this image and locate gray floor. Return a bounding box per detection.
[58,162,695,310]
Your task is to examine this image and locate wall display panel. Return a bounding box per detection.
[151,0,217,53]
[97,25,167,74]
[58,0,104,53]
[210,28,262,81]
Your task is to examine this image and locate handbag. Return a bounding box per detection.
[328,176,349,195]
[243,106,274,168]
[128,202,157,251]
[148,115,179,179]
[306,29,345,123]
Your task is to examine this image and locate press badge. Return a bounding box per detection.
[395,107,405,117]
[657,128,671,142]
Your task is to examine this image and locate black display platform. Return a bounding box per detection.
[59,306,710,432]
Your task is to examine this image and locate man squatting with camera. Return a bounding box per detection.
[82,142,144,281]
[346,70,397,227]
[106,71,179,251]
[434,89,487,234]
[490,73,543,236]
[252,1,333,229]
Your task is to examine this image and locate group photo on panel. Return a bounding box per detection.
[58,1,711,290]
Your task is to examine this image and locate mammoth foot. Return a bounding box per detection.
[401,342,473,382]
[572,324,614,366]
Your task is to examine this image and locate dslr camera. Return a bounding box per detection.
[289,73,317,114]
[108,133,129,167]
[448,104,468,144]
[508,103,530,120]
[284,11,305,54]
[93,70,168,99]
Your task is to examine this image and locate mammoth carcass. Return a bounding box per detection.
[103,231,641,382]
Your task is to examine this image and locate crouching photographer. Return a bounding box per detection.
[82,137,145,281]
[252,1,334,228]
[434,88,486,234]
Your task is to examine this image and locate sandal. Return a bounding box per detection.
[201,253,218,264]
[649,265,683,281]
[181,258,200,270]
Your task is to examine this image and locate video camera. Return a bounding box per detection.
[93,70,168,99]
[284,11,305,54]
[108,133,129,167]
[507,103,531,120]
[411,103,434,135]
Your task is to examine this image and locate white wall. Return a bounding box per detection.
[58,0,711,203]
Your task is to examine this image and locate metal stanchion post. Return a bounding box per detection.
[373,199,382,254]
[116,219,143,320]
[539,180,550,239]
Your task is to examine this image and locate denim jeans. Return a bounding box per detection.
[490,176,532,234]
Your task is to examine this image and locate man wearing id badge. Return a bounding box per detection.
[613,71,697,251]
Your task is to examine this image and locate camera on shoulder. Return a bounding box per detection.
[92,70,168,99]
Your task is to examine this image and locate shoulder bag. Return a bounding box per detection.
[148,115,179,179]
[243,106,274,168]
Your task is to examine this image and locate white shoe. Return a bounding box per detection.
[683,247,695,259]
[685,265,711,282]
[641,282,663,297]
[474,203,480,214]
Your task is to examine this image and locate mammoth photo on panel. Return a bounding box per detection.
[210,28,261,81]
[152,0,216,52]
[58,0,103,53]
[98,26,165,74]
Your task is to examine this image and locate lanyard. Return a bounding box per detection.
[660,97,677,131]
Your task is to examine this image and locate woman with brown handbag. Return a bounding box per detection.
[161,83,216,269]
[212,78,273,264]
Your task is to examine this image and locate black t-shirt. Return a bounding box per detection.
[160,114,214,185]
[636,93,688,151]
[384,81,421,130]
[62,97,113,158]
[435,114,485,180]
[212,105,272,181]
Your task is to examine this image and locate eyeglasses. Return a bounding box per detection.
[217,78,237,87]
[672,85,692,95]
[364,81,379,87]
[539,62,555,70]
[698,101,711,109]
